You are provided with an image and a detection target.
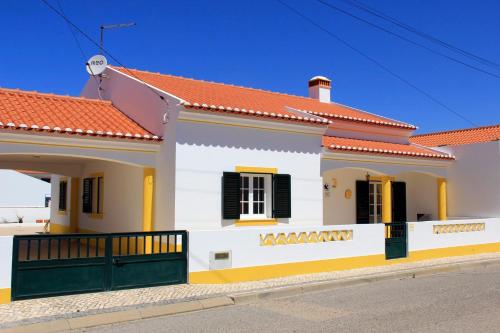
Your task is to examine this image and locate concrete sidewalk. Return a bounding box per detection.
[1,252,500,331]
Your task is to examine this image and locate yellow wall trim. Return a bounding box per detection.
[0,288,11,304]
[49,223,72,234]
[189,242,500,284]
[0,139,158,153]
[235,219,278,226]
[178,117,323,137]
[235,166,278,174]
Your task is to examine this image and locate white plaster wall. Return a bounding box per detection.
[408,218,500,252]
[0,170,50,207]
[446,141,500,218]
[175,120,323,230]
[82,67,175,136]
[397,172,438,221]
[189,224,385,272]
[323,168,372,225]
[0,236,13,289]
[78,160,143,233]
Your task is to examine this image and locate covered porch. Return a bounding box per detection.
[0,131,163,235]
[321,153,452,226]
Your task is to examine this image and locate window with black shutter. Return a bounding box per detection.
[58,180,67,211]
[392,181,407,222]
[273,174,291,218]
[222,172,240,219]
[222,171,292,220]
[356,180,369,224]
[82,178,93,213]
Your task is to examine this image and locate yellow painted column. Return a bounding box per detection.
[69,177,80,233]
[143,168,155,254]
[381,176,392,224]
[437,178,448,221]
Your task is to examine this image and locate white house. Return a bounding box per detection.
[0,67,498,292]
[411,125,500,218]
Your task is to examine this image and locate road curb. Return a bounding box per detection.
[0,297,235,333]
[228,257,500,304]
[1,257,499,332]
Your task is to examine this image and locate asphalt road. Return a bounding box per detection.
[75,264,500,333]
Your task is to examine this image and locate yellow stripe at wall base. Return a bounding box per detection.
[0,289,11,304]
[49,223,72,234]
[189,242,500,284]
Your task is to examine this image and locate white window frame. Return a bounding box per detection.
[369,182,382,224]
[239,173,272,220]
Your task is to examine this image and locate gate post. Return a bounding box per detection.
[104,235,113,290]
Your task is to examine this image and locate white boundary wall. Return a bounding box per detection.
[408,218,500,252]
[0,207,49,224]
[189,224,384,272]
[0,236,13,291]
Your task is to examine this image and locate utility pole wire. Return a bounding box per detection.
[317,0,500,80]
[55,0,102,99]
[342,0,500,70]
[41,0,167,104]
[275,0,476,126]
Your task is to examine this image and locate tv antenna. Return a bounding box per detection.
[100,22,136,55]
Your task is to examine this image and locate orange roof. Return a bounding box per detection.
[111,67,415,129]
[323,136,454,160]
[411,125,500,147]
[0,88,158,140]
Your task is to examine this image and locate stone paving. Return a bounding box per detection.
[1,252,500,328]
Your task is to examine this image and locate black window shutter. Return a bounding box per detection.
[356,180,369,224]
[273,174,291,218]
[58,181,67,211]
[82,178,93,213]
[392,181,407,222]
[222,172,240,219]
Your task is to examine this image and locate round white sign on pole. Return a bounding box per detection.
[86,55,108,75]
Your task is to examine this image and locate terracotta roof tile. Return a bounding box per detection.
[323,136,454,160]
[410,125,500,147]
[111,66,415,129]
[0,88,158,140]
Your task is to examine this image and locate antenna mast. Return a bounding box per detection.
[99,22,136,54]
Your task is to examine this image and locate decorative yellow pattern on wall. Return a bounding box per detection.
[260,230,353,246]
[433,223,485,234]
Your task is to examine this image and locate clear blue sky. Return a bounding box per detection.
[1,0,499,133]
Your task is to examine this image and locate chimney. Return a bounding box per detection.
[308,76,331,103]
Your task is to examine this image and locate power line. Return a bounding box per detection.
[341,0,500,70]
[276,0,476,126]
[316,0,500,80]
[55,0,102,99]
[41,0,167,104]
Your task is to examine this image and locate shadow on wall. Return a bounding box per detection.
[176,119,323,155]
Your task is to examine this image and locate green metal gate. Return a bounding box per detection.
[384,222,407,260]
[11,231,187,301]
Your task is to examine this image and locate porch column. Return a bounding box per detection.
[143,168,155,254]
[381,176,392,223]
[437,178,447,221]
[143,168,155,232]
[69,177,80,233]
